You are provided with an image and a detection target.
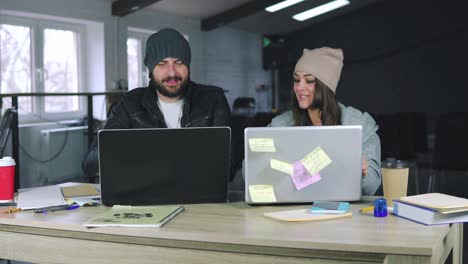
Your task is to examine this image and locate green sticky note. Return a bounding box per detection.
[270,159,293,175]
[301,146,332,175]
[249,185,277,203]
[248,138,276,152]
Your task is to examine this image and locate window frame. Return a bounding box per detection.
[1,15,86,122]
[127,28,153,90]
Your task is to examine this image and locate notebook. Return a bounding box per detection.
[83,205,184,228]
[61,184,100,199]
[98,127,231,206]
[392,200,468,225]
[399,193,468,214]
[245,126,362,204]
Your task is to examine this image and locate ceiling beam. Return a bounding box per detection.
[112,0,162,17]
[201,0,280,31]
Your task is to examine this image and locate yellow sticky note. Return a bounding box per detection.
[248,138,276,152]
[301,146,332,175]
[270,159,293,175]
[249,185,277,203]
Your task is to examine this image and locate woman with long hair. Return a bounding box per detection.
[269,47,381,195]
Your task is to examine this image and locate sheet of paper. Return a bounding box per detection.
[291,161,321,190]
[264,209,352,222]
[270,159,293,175]
[248,138,276,152]
[17,185,67,210]
[301,146,332,175]
[249,185,277,203]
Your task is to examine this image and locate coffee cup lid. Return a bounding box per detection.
[381,158,408,168]
[0,157,16,167]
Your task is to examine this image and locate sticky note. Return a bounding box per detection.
[291,161,322,190]
[301,146,332,175]
[248,138,276,152]
[270,159,293,175]
[249,185,277,203]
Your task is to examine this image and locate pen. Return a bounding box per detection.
[34,204,73,214]
[6,208,22,214]
[359,206,374,213]
[67,204,80,211]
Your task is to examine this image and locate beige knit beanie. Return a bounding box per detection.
[294,47,344,93]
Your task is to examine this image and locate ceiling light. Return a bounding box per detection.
[265,0,305,13]
[292,0,350,21]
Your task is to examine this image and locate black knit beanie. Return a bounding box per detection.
[144,28,191,76]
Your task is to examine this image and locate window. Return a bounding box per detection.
[0,23,33,112]
[0,15,84,119]
[127,37,143,90]
[127,29,151,90]
[43,28,80,112]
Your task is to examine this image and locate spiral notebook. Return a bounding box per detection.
[61,184,100,199]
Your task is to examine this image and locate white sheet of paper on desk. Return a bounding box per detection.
[17,185,68,210]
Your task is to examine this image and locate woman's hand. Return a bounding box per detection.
[362,157,368,177]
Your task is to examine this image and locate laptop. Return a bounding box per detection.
[244,126,362,204]
[98,127,231,206]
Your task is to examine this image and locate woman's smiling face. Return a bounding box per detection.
[293,71,316,109]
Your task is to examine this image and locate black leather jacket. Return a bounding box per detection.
[82,80,231,177]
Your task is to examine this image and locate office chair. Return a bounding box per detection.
[429,113,468,195]
[232,97,255,117]
[375,112,428,195]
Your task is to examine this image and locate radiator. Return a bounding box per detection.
[40,126,88,184]
[18,122,88,188]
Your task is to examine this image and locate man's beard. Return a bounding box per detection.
[152,76,189,98]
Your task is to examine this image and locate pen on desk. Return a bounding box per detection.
[7,208,22,214]
[34,204,72,214]
[359,206,374,213]
[67,204,80,211]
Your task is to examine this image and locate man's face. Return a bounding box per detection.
[152,58,189,98]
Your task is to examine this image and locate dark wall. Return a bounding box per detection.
[279,0,468,113]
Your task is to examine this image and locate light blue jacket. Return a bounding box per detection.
[269,103,382,195]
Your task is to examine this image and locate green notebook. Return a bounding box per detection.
[83,205,184,228]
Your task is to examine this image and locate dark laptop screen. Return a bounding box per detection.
[98,127,231,206]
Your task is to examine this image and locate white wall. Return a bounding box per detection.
[0,0,270,111]
[0,0,270,184]
[204,27,271,108]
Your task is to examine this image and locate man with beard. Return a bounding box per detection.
[82,28,231,178]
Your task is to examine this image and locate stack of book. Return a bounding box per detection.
[392,193,468,225]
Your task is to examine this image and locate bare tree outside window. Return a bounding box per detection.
[127,37,141,91]
[0,24,33,112]
[43,28,79,112]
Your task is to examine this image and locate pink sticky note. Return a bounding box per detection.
[291,161,322,190]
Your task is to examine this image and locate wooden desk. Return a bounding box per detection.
[0,202,463,264]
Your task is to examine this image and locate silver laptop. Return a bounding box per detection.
[245,126,362,204]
